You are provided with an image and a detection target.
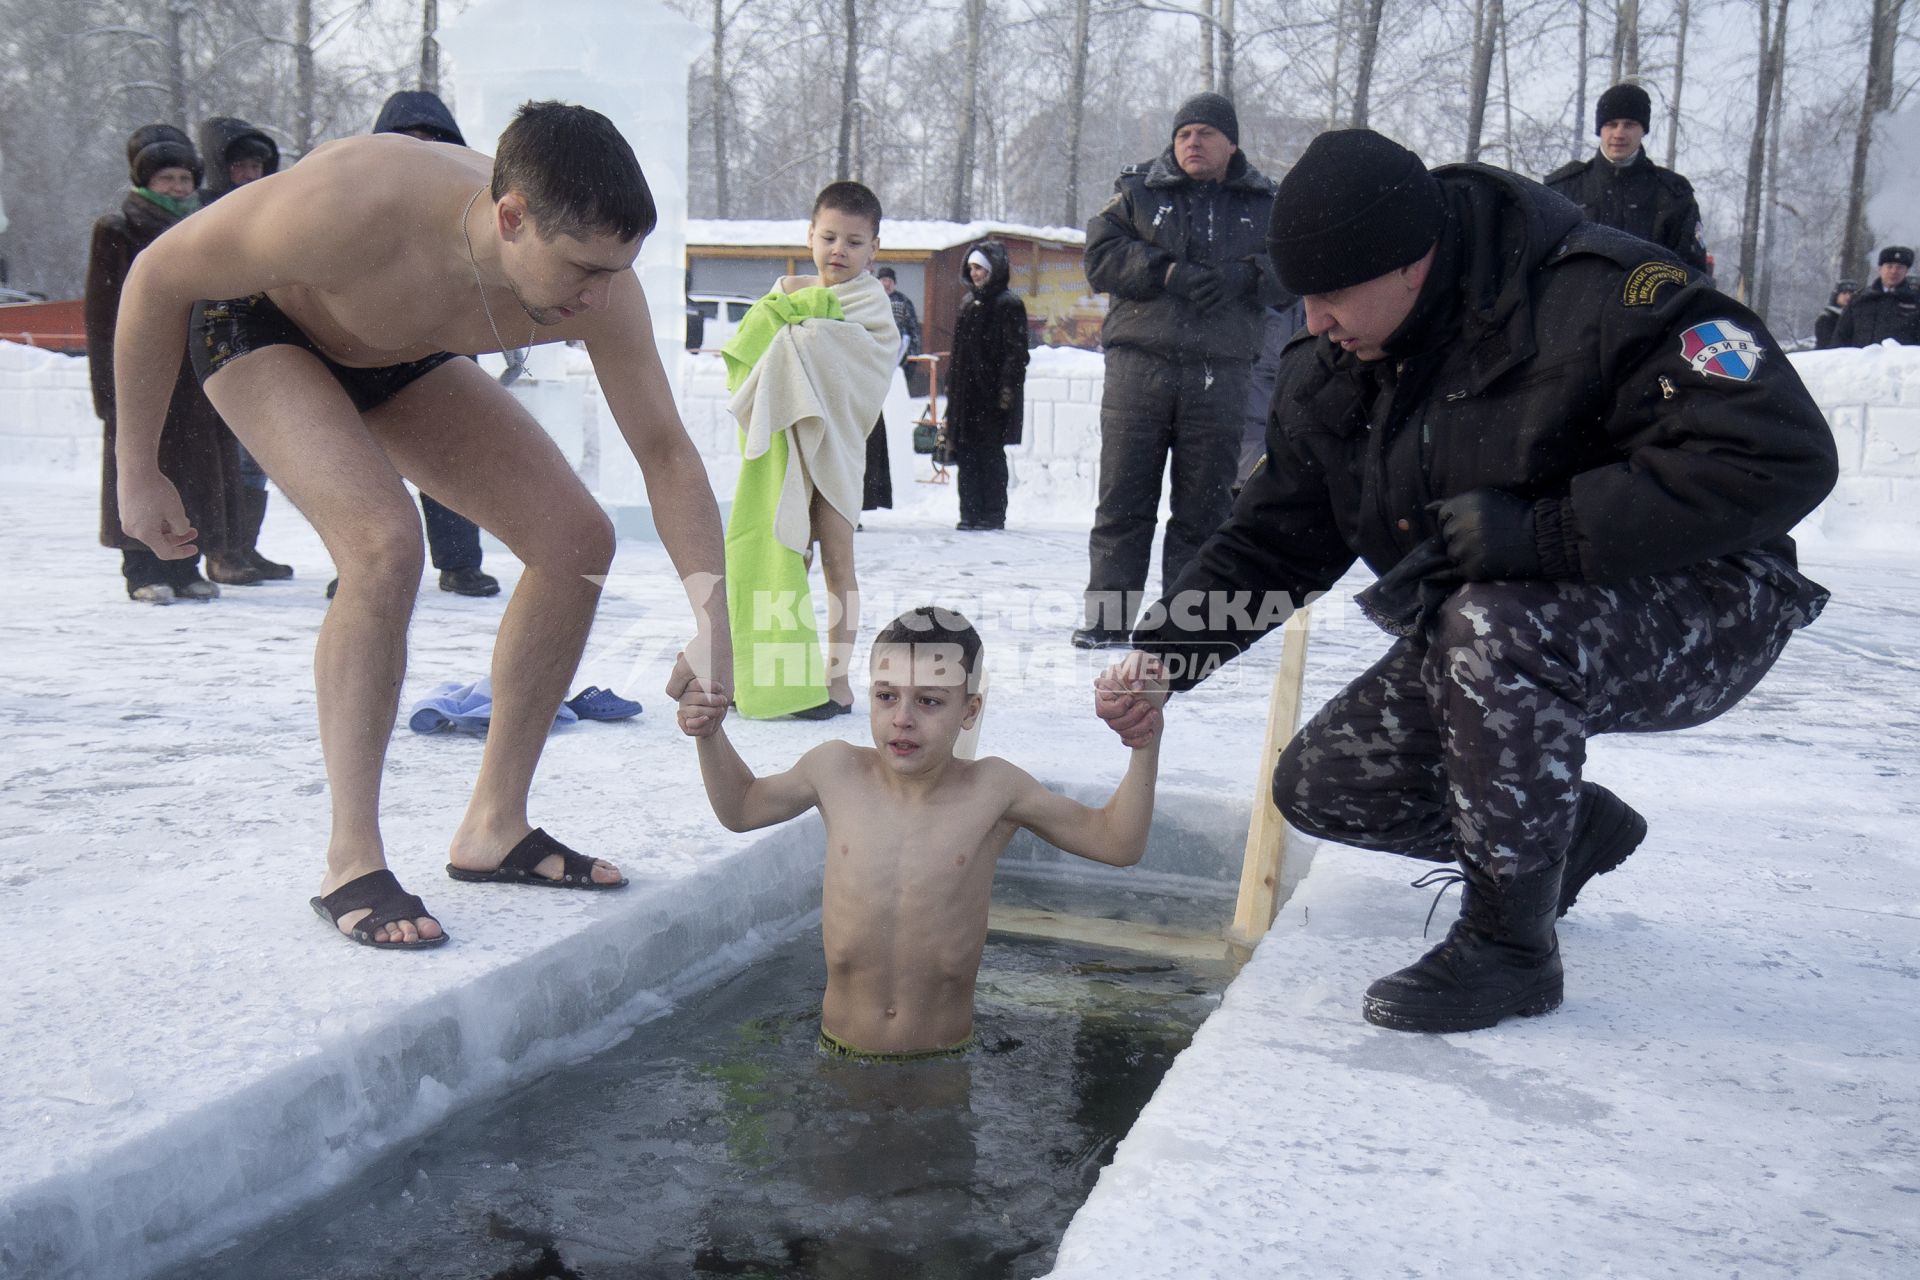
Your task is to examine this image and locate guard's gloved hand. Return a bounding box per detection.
[1433,488,1581,581]
[1166,264,1227,310]
[1215,261,1260,302]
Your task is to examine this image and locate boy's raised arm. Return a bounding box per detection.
[1002,716,1162,868]
[678,684,826,832]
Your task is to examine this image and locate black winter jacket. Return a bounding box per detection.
[1084,148,1284,363]
[1136,164,1836,689]
[946,241,1030,448]
[1813,302,1846,350]
[196,117,280,204]
[1832,280,1920,347]
[1545,150,1709,275]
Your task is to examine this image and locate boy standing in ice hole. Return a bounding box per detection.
[675,607,1164,1060]
[720,182,898,721]
[111,101,731,948]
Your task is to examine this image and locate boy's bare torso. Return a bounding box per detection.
[812,742,1021,1054]
[226,135,607,367]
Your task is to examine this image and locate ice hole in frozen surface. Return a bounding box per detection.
[174,806,1261,1280]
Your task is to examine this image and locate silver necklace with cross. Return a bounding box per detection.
[461,185,535,386]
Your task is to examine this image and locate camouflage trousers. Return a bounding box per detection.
[1272,552,1825,879]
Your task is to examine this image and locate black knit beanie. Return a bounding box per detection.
[132,139,203,189]
[1268,129,1445,296]
[1171,92,1239,146]
[1595,83,1652,134]
[1880,245,1915,267]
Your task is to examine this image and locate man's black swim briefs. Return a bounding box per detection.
[190,293,459,414]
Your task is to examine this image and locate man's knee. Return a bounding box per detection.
[1428,581,1557,656]
[339,512,427,590]
[528,501,616,578]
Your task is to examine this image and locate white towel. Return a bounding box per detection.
[729,273,899,554]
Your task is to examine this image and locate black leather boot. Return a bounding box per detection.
[1363,859,1565,1033]
[239,487,293,580]
[1558,783,1647,917]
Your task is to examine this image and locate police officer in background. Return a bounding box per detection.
[1546,82,1710,276]
[1832,246,1919,347]
[1093,130,1836,1034]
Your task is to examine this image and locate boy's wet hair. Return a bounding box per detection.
[493,101,657,243]
[812,180,883,235]
[872,606,982,690]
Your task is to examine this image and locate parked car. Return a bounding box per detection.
[687,292,759,351]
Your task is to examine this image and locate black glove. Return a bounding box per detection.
[1166,264,1227,311]
[1433,488,1581,582]
[1215,261,1260,302]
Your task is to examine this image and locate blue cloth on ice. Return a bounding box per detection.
[407,678,579,735]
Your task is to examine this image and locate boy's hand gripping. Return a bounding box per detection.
[670,649,732,738]
[1094,651,1168,749]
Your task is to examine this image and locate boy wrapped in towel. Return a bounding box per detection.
[722,181,898,719]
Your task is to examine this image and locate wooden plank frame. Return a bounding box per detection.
[1227,608,1313,960]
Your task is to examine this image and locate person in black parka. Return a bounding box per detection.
[1098,129,1837,1036]
[946,240,1030,531]
[87,126,242,601]
[1076,93,1284,644]
[193,115,289,584]
[1813,280,1859,350]
[1545,83,1711,276]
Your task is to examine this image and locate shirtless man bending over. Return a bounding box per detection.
[112,101,731,949]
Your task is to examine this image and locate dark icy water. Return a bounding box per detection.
[178,881,1232,1279]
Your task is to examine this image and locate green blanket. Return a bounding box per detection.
[723,285,844,718]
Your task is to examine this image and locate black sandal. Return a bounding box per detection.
[310,869,448,949]
[445,827,627,890]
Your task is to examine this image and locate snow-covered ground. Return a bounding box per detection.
[4,381,1919,1277]
[1051,529,1920,1278]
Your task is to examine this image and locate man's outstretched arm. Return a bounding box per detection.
[587,285,733,691]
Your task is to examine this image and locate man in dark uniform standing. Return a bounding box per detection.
[1546,82,1710,275]
[1832,246,1919,347]
[1094,129,1836,1034]
[1073,93,1284,648]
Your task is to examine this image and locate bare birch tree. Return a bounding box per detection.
[950,0,986,220]
[1736,0,1789,301]
[835,0,857,178]
[1757,21,1787,318]
[1064,0,1090,224]
[1664,0,1688,167]
[1574,0,1589,156]
[1350,0,1385,126]
[1465,0,1503,160]
[1839,0,1906,278]
[1610,0,1639,82]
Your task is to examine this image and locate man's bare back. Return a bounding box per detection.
[679,611,1164,1056]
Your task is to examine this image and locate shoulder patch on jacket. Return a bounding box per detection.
[1623,261,1689,307]
[1680,320,1764,382]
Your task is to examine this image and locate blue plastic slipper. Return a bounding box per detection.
[566,685,643,721]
